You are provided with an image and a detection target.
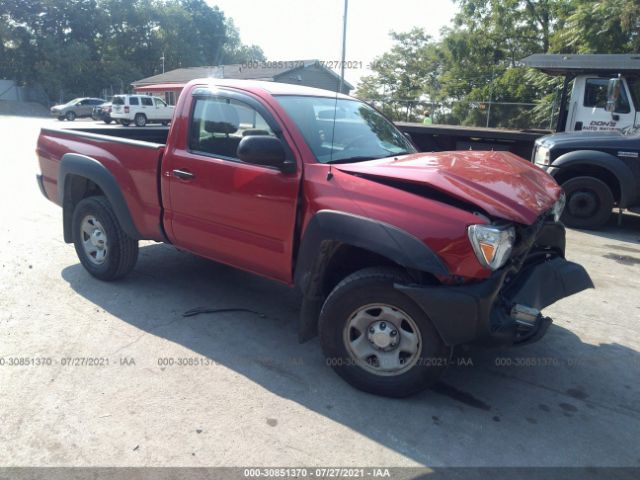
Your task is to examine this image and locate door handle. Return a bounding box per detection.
[172,169,195,180]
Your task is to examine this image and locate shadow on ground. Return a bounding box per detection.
[571,211,640,244]
[61,243,640,467]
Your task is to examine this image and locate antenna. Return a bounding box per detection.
[328,0,348,180]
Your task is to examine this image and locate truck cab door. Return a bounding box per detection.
[573,77,635,132]
[162,90,302,283]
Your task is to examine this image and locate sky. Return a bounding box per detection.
[207,0,459,89]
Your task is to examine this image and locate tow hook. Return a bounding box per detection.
[511,304,553,345]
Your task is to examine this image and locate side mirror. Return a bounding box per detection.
[237,135,295,173]
[606,78,621,113]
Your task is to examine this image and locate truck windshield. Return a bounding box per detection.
[275,95,416,163]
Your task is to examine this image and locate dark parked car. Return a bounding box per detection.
[50,97,105,121]
[92,102,113,124]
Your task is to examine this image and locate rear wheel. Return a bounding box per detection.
[104,118,112,124]
[57,116,65,121]
[72,196,139,281]
[161,121,169,126]
[134,113,147,127]
[319,267,450,397]
[119,120,130,127]
[561,176,614,230]
[66,111,76,121]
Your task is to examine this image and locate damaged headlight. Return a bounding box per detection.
[468,224,516,270]
[551,192,566,222]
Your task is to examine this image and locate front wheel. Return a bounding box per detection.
[72,196,139,281]
[319,267,450,397]
[134,113,147,127]
[66,111,76,121]
[119,119,130,126]
[561,176,614,230]
[57,116,65,121]
[104,118,112,124]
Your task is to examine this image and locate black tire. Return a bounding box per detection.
[120,120,130,126]
[66,111,76,121]
[57,116,65,121]
[319,267,450,397]
[161,121,169,126]
[104,118,112,124]
[134,113,147,127]
[72,196,139,281]
[561,176,614,230]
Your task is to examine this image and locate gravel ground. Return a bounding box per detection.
[1,116,639,468]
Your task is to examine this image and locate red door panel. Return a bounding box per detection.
[162,92,301,283]
[166,151,299,282]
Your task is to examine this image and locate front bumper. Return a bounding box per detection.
[396,221,593,347]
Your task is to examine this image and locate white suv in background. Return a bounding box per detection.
[110,94,174,127]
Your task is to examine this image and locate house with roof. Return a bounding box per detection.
[131,60,354,104]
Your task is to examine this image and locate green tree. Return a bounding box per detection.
[0,0,266,103]
[554,0,640,53]
[356,28,440,121]
[221,18,265,64]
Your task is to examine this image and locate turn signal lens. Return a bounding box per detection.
[479,242,496,264]
[468,224,516,270]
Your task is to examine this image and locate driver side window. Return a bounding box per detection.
[189,97,275,160]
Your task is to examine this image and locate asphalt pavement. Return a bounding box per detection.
[1,116,639,468]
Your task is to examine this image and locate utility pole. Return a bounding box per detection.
[486,67,494,128]
[338,0,348,94]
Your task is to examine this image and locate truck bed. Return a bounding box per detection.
[37,126,167,241]
[54,126,170,145]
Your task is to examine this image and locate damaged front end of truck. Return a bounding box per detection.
[398,214,593,347]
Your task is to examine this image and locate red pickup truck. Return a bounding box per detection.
[36,79,593,397]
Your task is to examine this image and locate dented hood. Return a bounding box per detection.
[336,151,562,225]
